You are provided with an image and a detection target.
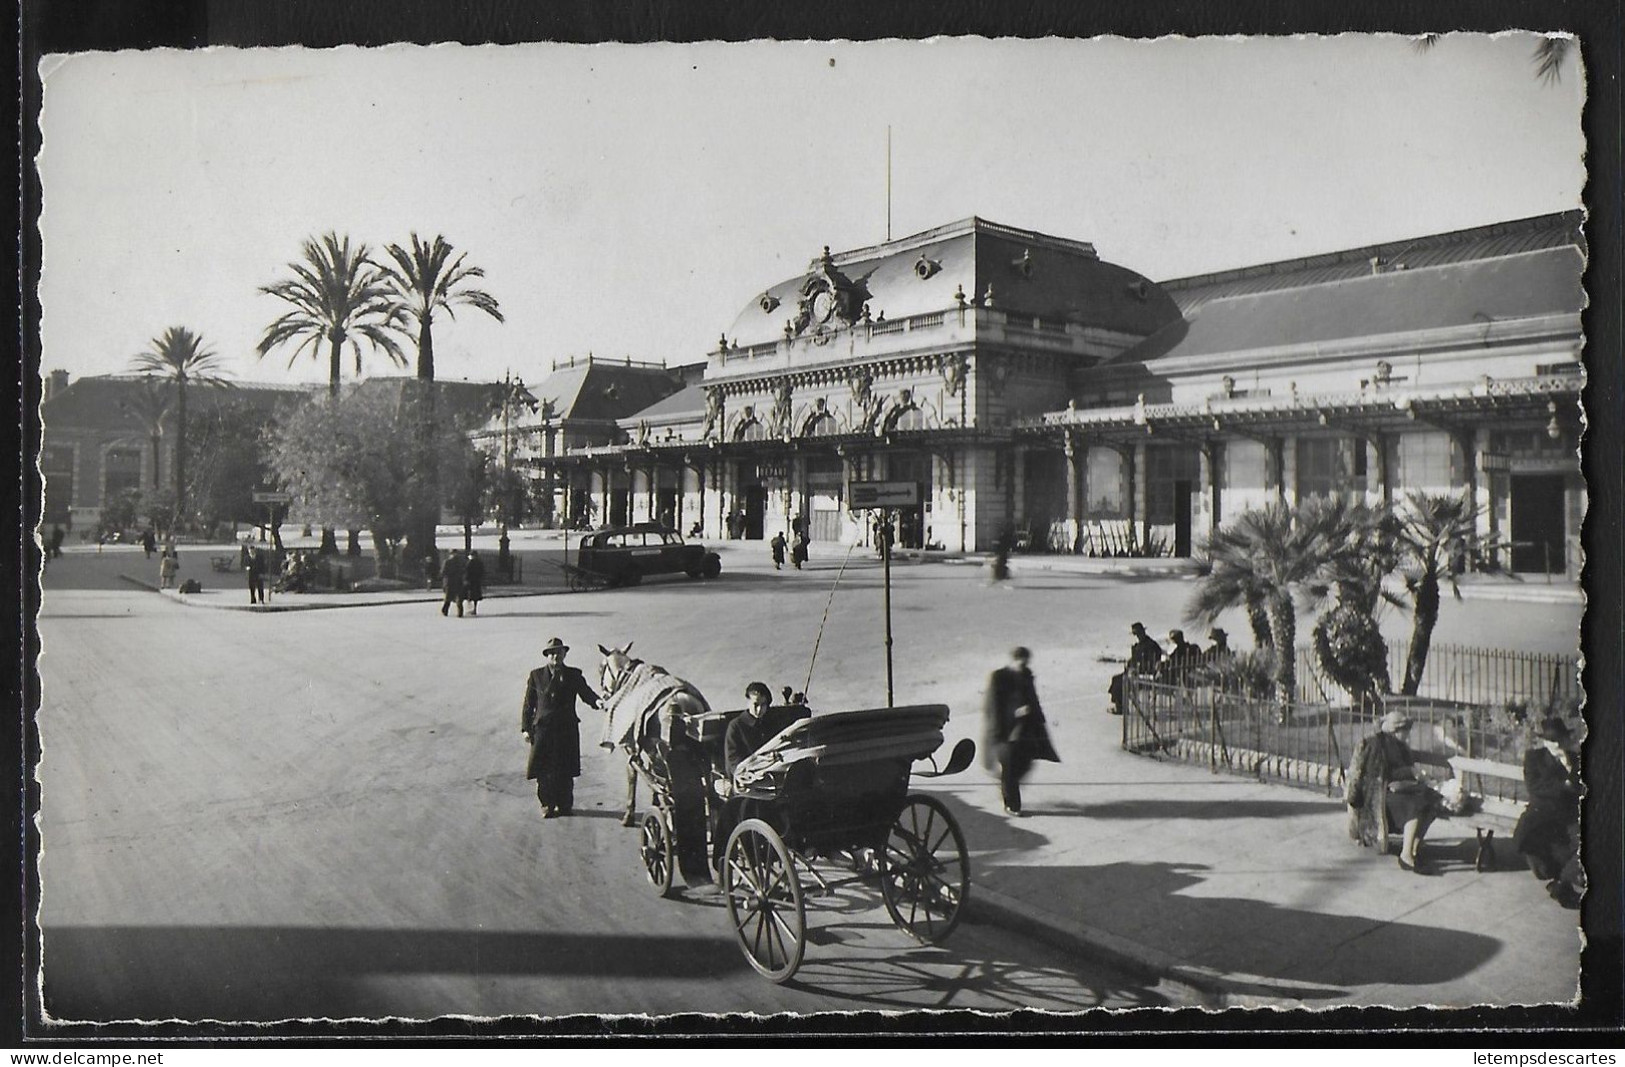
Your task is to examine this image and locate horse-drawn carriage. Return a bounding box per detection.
[598,646,975,983]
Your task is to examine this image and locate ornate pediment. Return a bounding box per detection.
[791,246,872,340]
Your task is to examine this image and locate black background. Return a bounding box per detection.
[12,0,1623,1045]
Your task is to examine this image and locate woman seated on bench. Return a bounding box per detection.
[1347,710,1443,875]
[1514,717,1584,909]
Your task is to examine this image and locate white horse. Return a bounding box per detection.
[597,642,711,826]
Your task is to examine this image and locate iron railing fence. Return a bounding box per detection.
[1122,642,1582,806]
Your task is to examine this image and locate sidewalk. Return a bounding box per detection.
[124,537,1584,1009]
[937,709,1582,1010]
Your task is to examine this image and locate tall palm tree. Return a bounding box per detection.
[378,233,504,572]
[257,232,407,397]
[1296,497,1401,706]
[379,233,504,382]
[1393,491,1480,695]
[129,327,232,523]
[1188,502,1330,710]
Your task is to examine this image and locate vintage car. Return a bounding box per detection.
[572,523,722,587]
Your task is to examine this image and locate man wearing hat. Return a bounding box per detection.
[520,638,602,818]
[1204,628,1232,666]
[1514,716,1584,907]
[1108,622,1164,715]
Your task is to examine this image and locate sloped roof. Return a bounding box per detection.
[530,359,687,422]
[40,375,312,434]
[1131,246,1584,362]
[725,218,1182,348]
[346,376,514,428]
[628,380,708,422]
[1160,210,1585,316]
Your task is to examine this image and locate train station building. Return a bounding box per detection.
[523,210,1586,579]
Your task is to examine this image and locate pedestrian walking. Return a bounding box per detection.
[158,547,179,589]
[770,531,787,570]
[440,548,467,617]
[246,547,267,604]
[520,637,602,819]
[982,646,1060,817]
[791,528,809,570]
[464,549,485,616]
[141,528,156,559]
[49,525,65,559]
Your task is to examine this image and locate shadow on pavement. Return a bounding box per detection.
[1035,798,1348,820]
[41,925,746,1022]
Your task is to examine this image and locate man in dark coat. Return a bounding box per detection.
[1109,622,1165,714]
[1161,629,1203,684]
[983,646,1060,816]
[464,549,485,616]
[769,532,787,570]
[1514,717,1584,906]
[440,549,467,617]
[246,547,267,605]
[520,637,601,818]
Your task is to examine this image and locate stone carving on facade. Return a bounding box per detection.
[701,387,723,441]
[881,388,919,434]
[940,352,967,396]
[634,420,650,447]
[732,405,759,441]
[792,246,872,340]
[850,370,885,434]
[759,293,780,314]
[798,395,833,437]
[767,379,793,438]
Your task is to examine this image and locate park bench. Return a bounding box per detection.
[1447,755,1528,824]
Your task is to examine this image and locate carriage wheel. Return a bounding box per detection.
[722,819,806,983]
[880,793,969,945]
[639,812,677,898]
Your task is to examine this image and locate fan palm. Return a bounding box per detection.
[379,233,504,382]
[1393,491,1480,695]
[1188,502,1331,709]
[129,327,233,522]
[257,232,407,397]
[1296,497,1402,706]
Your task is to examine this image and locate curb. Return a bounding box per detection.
[965,885,1230,1009]
[121,576,568,612]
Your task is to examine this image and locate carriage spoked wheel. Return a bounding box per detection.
[880,793,970,945]
[722,819,806,983]
[639,812,677,898]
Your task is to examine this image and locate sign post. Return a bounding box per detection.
[850,482,918,708]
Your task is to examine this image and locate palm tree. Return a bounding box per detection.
[1296,497,1402,706]
[117,375,173,491]
[379,233,504,382]
[1188,502,1331,710]
[378,233,504,573]
[257,232,407,397]
[129,327,232,523]
[1393,491,1480,695]
[1414,33,1574,84]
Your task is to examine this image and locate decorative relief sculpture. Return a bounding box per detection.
[881,388,918,434]
[792,245,872,340]
[768,379,793,438]
[701,387,723,441]
[940,352,967,396]
[851,370,885,434]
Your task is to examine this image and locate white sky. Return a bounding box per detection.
[38,33,1585,387]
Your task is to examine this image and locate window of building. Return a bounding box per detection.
[103,447,144,502]
[1296,437,1354,500]
[1224,440,1269,492]
[1392,432,1461,491]
[1085,448,1124,514]
[1145,446,1200,524]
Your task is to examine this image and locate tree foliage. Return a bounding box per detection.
[128,326,233,522]
[265,386,482,562]
[379,233,504,382]
[256,232,407,395]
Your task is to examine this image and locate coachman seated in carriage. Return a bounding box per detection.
[709,681,812,874]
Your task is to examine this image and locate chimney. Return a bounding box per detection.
[43,369,69,400]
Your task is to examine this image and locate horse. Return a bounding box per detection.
[596,642,711,827]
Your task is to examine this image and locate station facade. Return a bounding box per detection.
[523,211,1585,579]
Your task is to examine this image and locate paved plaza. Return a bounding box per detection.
[32,534,1587,1023]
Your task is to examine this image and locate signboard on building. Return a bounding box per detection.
[1479,452,1510,473]
[755,463,787,480]
[850,481,920,508]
